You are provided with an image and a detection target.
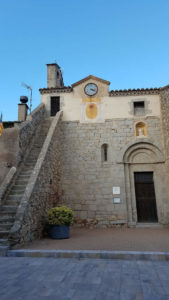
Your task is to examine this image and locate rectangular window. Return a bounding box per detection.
[134,101,145,116]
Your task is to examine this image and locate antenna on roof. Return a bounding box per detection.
[21,82,32,113]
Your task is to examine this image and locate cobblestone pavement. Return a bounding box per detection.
[1,257,169,300]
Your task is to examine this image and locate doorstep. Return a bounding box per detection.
[136,223,164,228]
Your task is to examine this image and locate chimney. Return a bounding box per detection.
[18,96,29,122]
[47,63,64,88]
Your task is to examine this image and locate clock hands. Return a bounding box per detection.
[84,83,98,96]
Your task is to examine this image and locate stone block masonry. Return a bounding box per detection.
[160,86,169,188]
[61,116,164,227]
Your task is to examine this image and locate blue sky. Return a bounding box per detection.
[1,0,169,121]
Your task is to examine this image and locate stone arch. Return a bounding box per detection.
[121,140,165,226]
[118,139,164,164]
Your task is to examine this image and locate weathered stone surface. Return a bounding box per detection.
[61,116,167,227]
[160,86,169,188]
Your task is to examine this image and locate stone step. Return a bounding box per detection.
[25,160,37,164]
[17,176,31,182]
[26,156,38,160]
[0,231,9,238]
[14,179,29,185]
[0,216,15,223]
[12,184,26,189]
[0,211,16,217]
[24,163,36,167]
[34,138,46,141]
[27,155,40,159]
[28,148,40,152]
[0,223,13,231]
[21,168,34,172]
[6,200,20,206]
[0,238,9,246]
[26,155,38,159]
[9,189,25,195]
[0,246,9,256]
[1,206,18,213]
[24,160,37,164]
[15,175,30,180]
[17,174,31,178]
[18,172,32,176]
[20,168,34,172]
[7,195,22,201]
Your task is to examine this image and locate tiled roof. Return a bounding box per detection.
[109,87,160,96]
[39,87,72,94]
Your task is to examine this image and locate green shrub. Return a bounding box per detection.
[46,206,74,226]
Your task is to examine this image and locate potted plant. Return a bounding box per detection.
[46,206,74,239]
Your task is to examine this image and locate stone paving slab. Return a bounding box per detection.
[1,256,169,299]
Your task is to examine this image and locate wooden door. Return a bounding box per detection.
[51,97,60,116]
[134,172,158,222]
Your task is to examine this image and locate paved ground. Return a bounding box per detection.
[1,256,169,299]
[20,227,169,252]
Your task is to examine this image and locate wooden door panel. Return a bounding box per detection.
[134,172,158,222]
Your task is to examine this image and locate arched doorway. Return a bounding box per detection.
[121,140,166,226]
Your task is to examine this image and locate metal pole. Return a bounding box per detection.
[30,88,32,113]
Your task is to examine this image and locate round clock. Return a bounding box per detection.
[84,83,98,96]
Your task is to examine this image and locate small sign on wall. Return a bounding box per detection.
[113,198,121,204]
[112,186,120,194]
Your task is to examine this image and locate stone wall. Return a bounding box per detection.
[9,112,62,246]
[0,127,19,184]
[0,104,45,185]
[0,167,16,206]
[17,103,46,161]
[160,86,169,186]
[61,116,166,227]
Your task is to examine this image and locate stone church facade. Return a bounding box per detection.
[1,63,169,249]
[40,63,169,228]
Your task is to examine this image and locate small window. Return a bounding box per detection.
[101,144,108,162]
[134,101,145,116]
[57,71,60,79]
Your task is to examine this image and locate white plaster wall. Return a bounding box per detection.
[104,94,160,119]
[41,92,160,121]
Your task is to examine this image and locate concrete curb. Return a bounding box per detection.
[7,249,169,261]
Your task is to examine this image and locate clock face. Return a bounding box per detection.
[84,83,98,96]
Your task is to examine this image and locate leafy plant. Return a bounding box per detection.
[46,206,74,226]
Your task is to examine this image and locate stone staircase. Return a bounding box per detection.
[0,118,52,253]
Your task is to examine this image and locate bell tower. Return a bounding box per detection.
[47,63,64,88]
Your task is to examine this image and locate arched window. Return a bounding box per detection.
[135,122,147,137]
[101,144,108,162]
